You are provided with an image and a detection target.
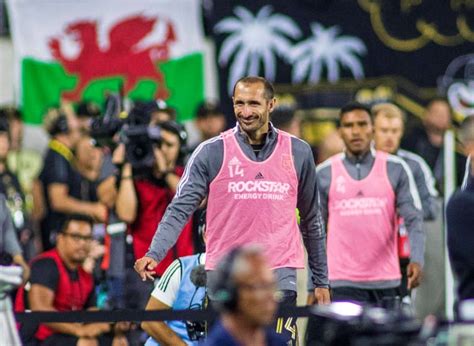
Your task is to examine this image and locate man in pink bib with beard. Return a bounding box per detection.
[135,76,330,345]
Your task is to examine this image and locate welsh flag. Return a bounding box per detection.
[6,0,206,124]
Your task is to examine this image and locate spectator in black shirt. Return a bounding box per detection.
[38,110,107,250]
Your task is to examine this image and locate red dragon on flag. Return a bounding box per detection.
[48,14,176,101]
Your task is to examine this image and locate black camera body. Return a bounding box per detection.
[90,93,124,149]
[185,320,206,341]
[90,95,161,169]
[121,124,162,170]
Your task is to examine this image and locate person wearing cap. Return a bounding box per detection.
[148,100,177,126]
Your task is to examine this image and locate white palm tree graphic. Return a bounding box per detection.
[290,23,367,84]
[214,6,301,95]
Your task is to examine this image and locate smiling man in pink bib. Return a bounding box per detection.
[135,76,330,345]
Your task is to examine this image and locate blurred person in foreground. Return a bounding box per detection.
[447,116,474,312]
[135,76,330,345]
[204,245,285,346]
[38,110,107,250]
[15,215,128,346]
[373,103,438,302]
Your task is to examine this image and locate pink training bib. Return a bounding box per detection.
[205,129,304,270]
[327,151,400,282]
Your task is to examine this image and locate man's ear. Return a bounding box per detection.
[268,98,276,113]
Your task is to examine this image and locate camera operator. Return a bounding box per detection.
[115,119,194,309]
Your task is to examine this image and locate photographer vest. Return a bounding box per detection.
[327,151,400,284]
[15,249,94,341]
[206,129,304,270]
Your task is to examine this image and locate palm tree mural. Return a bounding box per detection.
[214,5,301,94]
[289,22,367,84]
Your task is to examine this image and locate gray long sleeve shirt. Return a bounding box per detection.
[316,148,425,289]
[0,194,22,257]
[397,149,438,220]
[146,123,329,291]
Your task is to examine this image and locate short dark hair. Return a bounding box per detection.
[0,107,22,121]
[0,116,10,135]
[160,120,188,147]
[271,106,296,129]
[61,214,94,233]
[339,102,372,123]
[147,100,177,120]
[76,101,101,118]
[195,101,224,119]
[233,76,274,100]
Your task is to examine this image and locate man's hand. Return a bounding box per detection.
[112,143,126,165]
[134,256,157,281]
[314,287,331,305]
[76,323,110,338]
[407,262,422,289]
[91,203,108,223]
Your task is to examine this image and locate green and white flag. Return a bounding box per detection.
[6,0,206,124]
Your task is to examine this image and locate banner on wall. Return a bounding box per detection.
[6,0,206,124]
[207,0,474,119]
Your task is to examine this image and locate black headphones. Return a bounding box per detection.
[212,247,244,312]
[49,113,69,136]
[159,120,189,162]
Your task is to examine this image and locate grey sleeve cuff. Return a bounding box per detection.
[408,227,426,267]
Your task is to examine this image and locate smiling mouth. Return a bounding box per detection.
[241,118,255,125]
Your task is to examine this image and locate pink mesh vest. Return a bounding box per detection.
[205,129,304,270]
[327,151,400,282]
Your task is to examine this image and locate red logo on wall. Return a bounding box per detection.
[48,15,176,100]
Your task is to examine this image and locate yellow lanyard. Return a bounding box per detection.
[48,139,74,162]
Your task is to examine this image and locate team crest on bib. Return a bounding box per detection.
[336,176,346,194]
[281,154,292,172]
